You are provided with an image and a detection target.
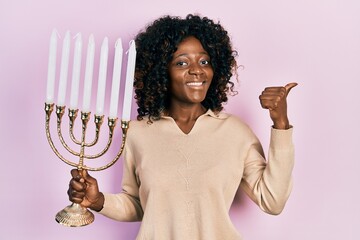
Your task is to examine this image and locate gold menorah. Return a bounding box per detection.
[45,104,129,226]
[45,30,136,227]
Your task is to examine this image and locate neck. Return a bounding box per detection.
[166,103,206,122]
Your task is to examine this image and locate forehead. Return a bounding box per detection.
[174,36,208,55]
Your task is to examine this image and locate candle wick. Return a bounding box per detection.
[54,28,61,39]
[73,32,81,40]
[125,40,135,54]
[128,40,135,46]
[115,38,122,48]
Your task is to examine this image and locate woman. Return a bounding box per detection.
[69,14,297,239]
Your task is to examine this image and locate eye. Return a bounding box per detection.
[175,61,188,66]
[200,59,210,65]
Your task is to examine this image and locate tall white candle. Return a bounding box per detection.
[109,38,123,119]
[95,37,109,116]
[46,29,58,104]
[57,31,71,106]
[69,33,82,109]
[82,34,95,113]
[122,40,136,121]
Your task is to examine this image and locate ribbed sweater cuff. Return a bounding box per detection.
[98,193,112,215]
[270,126,294,150]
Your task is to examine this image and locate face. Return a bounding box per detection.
[168,36,214,107]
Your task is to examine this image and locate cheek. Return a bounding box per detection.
[169,74,184,93]
[169,71,185,86]
[209,72,214,80]
[206,69,214,81]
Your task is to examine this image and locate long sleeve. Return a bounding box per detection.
[99,141,144,221]
[240,127,295,215]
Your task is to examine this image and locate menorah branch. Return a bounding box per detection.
[81,117,115,159]
[85,119,128,171]
[68,109,108,156]
[45,102,130,172]
[45,103,79,168]
[85,115,104,147]
[68,109,81,145]
[57,106,81,157]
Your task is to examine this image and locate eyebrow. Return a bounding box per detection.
[173,52,210,59]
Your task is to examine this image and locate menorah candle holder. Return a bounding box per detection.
[45,30,136,227]
[45,103,129,227]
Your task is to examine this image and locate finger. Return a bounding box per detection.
[71,169,81,179]
[69,197,83,204]
[70,179,86,191]
[68,192,85,204]
[81,169,97,185]
[67,186,86,203]
[259,94,281,102]
[70,169,86,185]
[284,82,298,95]
[259,99,278,110]
[68,187,86,198]
[261,88,286,97]
[260,92,285,99]
[263,86,283,91]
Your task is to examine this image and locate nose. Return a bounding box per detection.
[188,63,204,75]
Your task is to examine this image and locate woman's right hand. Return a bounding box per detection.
[68,169,105,212]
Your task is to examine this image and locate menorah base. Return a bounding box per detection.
[55,203,94,227]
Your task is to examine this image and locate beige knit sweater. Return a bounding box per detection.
[100,110,294,240]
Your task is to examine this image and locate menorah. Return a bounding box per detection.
[44,29,136,227]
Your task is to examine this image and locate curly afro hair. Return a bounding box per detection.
[134,14,238,121]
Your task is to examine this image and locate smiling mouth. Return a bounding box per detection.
[186,81,205,86]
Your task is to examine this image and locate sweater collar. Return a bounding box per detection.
[160,109,228,120]
[204,109,229,120]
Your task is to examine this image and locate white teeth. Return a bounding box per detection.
[186,82,203,86]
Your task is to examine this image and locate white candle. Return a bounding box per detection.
[82,34,95,113]
[109,38,123,119]
[57,31,71,106]
[122,40,136,121]
[46,29,58,104]
[95,37,109,116]
[69,33,82,109]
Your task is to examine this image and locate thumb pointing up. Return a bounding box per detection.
[285,82,298,96]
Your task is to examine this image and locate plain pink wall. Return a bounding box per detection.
[1,0,359,239]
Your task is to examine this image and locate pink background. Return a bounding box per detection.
[1,0,359,239]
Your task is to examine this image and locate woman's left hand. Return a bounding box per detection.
[259,82,297,129]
